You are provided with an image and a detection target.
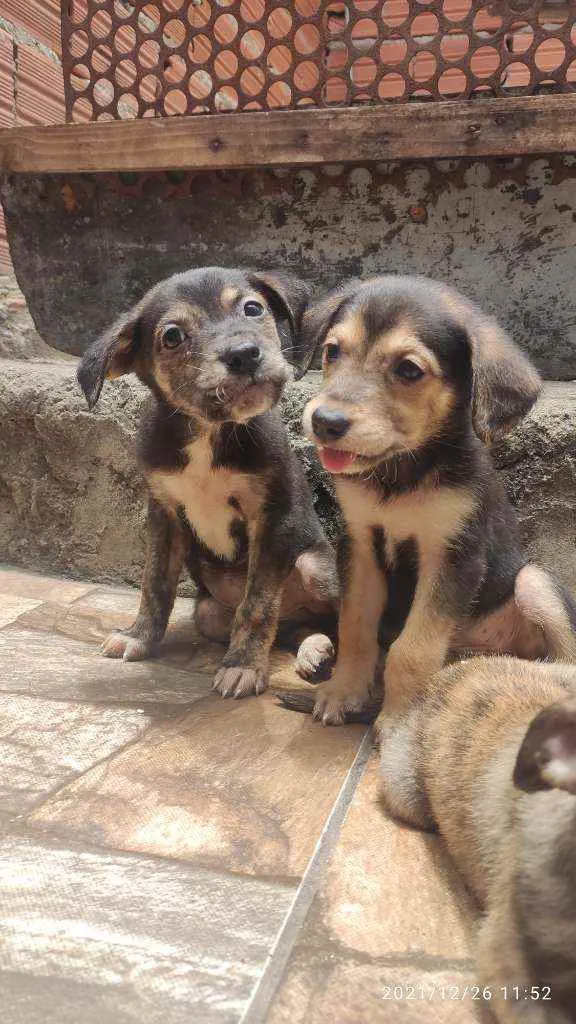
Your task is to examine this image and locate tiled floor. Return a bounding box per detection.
[0,566,483,1023]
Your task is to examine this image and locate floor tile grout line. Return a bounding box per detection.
[239,729,374,1024]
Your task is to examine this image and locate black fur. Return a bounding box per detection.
[77,267,337,691]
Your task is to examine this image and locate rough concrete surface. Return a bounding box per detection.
[493,382,576,594]
[0,355,573,590]
[0,359,147,585]
[0,274,68,361]
[3,157,576,378]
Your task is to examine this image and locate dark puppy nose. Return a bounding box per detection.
[311,407,351,443]
[221,341,262,375]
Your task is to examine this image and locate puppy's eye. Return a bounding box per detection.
[323,341,340,365]
[161,324,185,349]
[243,300,265,318]
[394,358,425,382]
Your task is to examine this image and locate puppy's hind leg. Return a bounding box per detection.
[515,564,576,662]
[377,705,435,830]
[194,596,234,644]
[295,632,336,682]
[285,543,339,681]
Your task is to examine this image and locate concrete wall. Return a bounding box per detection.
[3,156,576,378]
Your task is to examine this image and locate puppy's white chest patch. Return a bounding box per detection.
[149,436,262,560]
[337,479,476,553]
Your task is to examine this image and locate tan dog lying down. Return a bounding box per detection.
[381,656,576,1023]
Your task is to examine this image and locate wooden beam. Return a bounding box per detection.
[1,96,575,174]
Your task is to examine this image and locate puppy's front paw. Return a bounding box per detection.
[313,677,371,726]
[213,666,267,699]
[100,631,154,662]
[296,633,335,683]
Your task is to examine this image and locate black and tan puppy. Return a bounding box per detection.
[383,656,576,1023]
[78,266,337,698]
[300,275,576,726]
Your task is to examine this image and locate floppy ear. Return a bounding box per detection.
[513,698,576,795]
[77,305,142,410]
[298,281,360,376]
[469,313,542,443]
[249,270,312,380]
[436,285,541,443]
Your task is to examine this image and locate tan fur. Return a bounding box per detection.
[515,565,576,662]
[197,556,335,621]
[106,332,136,379]
[220,285,241,310]
[323,308,367,355]
[306,314,459,464]
[456,597,545,658]
[301,276,567,728]
[380,657,576,1022]
[80,265,337,699]
[315,478,478,723]
[372,324,444,376]
[338,476,477,547]
[313,524,387,724]
[154,302,202,335]
[149,432,266,561]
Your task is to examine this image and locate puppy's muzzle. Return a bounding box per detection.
[220,341,263,376]
[311,406,351,444]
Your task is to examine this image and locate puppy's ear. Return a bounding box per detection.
[298,281,359,376]
[436,285,541,443]
[513,698,576,795]
[468,312,542,443]
[249,270,312,380]
[77,304,142,410]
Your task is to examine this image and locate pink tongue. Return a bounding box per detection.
[319,448,356,473]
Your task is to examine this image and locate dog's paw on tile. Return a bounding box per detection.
[100,631,154,662]
[296,633,335,683]
[212,666,267,699]
[313,676,372,727]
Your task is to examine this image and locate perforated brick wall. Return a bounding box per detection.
[0,1,64,269]
[62,0,576,121]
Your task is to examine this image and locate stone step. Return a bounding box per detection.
[0,356,574,590]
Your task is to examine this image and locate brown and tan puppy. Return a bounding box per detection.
[78,266,337,699]
[299,275,576,728]
[382,656,576,1023]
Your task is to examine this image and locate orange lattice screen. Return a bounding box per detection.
[62,0,576,122]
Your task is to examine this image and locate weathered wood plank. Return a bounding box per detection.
[1,96,575,173]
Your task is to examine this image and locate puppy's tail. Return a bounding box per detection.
[515,564,576,662]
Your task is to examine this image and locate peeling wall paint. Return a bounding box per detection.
[2,156,576,378]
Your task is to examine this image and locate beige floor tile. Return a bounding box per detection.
[268,959,486,1024]
[59,586,197,640]
[0,836,295,1024]
[0,567,95,604]
[264,756,480,1024]
[31,692,365,880]
[319,757,476,959]
[0,627,214,705]
[6,576,326,688]
[0,594,42,628]
[11,588,244,679]
[0,693,150,814]
[4,598,307,692]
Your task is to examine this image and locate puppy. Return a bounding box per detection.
[300,275,576,727]
[382,656,576,1023]
[77,266,337,699]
